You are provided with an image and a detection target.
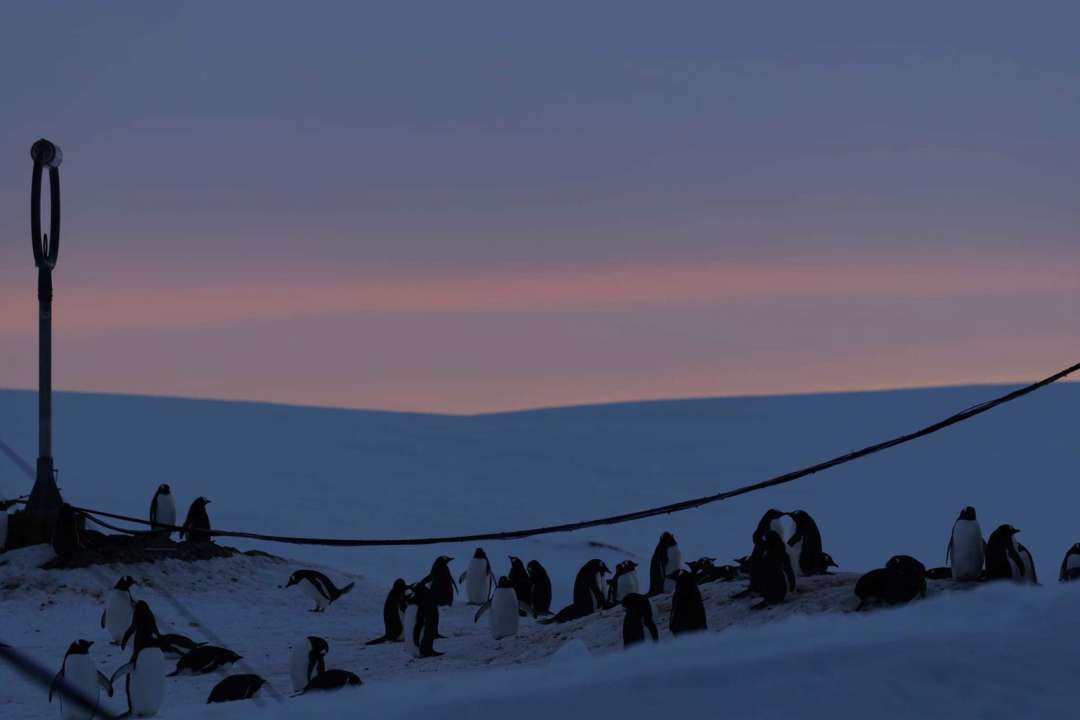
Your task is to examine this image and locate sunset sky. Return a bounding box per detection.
[1,2,1078,413]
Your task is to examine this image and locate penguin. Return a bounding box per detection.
[49,640,113,720]
[179,497,211,543]
[668,569,707,634]
[207,674,265,704]
[745,530,796,609]
[157,633,205,656]
[526,560,553,617]
[854,556,926,610]
[547,559,610,624]
[507,556,533,614]
[403,582,442,658]
[167,645,242,676]
[121,601,161,657]
[787,510,833,576]
[365,579,408,645]
[110,627,165,717]
[946,506,985,581]
[285,570,355,612]
[648,532,682,596]
[421,556,457,607]
[1015,542,1038,585]
[474,576,520,640]
[101,576,137,645]
[297,669,362,693]
[985,524,1025,581]
[753,509,787,545]
[1059,543,1080,582]
[459,548,494,605]
[289,636,328,693]
[148,484,175,536]
[620,593,659,648]
[608,560,640,604]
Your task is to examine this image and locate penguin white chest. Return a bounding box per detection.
[616,572,639,602]
[403,605,420,658]
[663,545,683,592]
[60,655,99,720]
[950,521,985,580]
[129,648,165,717]
[1018,548,1036,584]
[464,558,490,604]
[289,644,313,693]
[153,496,176,528]
[105,591,134,643]
[300,579,329,610]
[488,587,520,640]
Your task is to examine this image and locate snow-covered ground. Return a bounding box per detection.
[2,385,1079,718]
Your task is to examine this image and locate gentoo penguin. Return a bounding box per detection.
[101,576,137,645]
[648,532,682,596]
[121,601,161,656]
[1060,543,1080,582]
[742,530,795,609]
[459,548,494,605]
[507,556,532,614]
[158,633,205,656]
[620,593,659,648]
[474,576,520,640]
[787,510,833,575]
[148,484,175,536]
[854,556,926,610]
[609,560,640,604]
[946,506,985,581]
[422,556,457,607]
[668,569,707,634]
[985,524,1025,581]
[207,674,265,703]
[1015,541,1038,585]
[547,559,610,624]
[285,570,355,612]
[365,579,408,645]
[49,640,112,720]
[298,669,362,693]
[526,560,553,616]
[167,645,243,676]
[179,497,211,543]
[289,636,328,693]
[111,612,165,718]
[403,582,442,658]
[753,509,787,545]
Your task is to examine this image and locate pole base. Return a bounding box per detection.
[25,457,62,525]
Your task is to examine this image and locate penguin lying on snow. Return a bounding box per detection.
[167,645,243,676]
[208,674,266,704]
[527,560,553,617]
[365,579,408,645]
[854,555,926,610]
[296,669,362,694]
[621,593,659,647]
[544,559,610,624]
[687,557,740,584]
[179,497,212,543]
[648,532,682,596]
[474,576,520,640]
[422,556,458,607]
[1060,543,1080,582]
[607,560,640,605]
[290,636,329,693]
[459,548,494,605]
[285,570,355,612]
[946,506,985,581]
[669,570,707,634]
[50,640,113,720]
[158,633,205,656]
[985,525,1028,582]
[102,576,137,645]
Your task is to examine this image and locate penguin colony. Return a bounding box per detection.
[30,484,1080,717]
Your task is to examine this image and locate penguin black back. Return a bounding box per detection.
[149,484,171,527]
[122,601,161,655]
[508,556,532,610]
[527,560,553,616]
[168,645,242,676]
[180,497,211,542]
[207,674,265,703]
[548,559,610,624]
[408,582,443,657]
[1060,543,1080,582]
[302,669,362,692]
[366,579,408,645]
[423,556,457,607]
[746,530,796,609]
[620,593,659,647]
[787,510,831,575]
[669,570,707,634]
[753,509,786,544]
[985,524,1023,580]
[648,532,678,596]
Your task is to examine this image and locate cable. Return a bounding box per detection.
[51,360,1079,547]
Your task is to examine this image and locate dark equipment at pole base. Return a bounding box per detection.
[24,138,64,531]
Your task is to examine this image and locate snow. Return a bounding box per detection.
[2,385,1079,718]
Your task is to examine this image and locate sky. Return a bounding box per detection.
[1,1,1078,413]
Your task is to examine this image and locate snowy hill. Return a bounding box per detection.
[2,384,1079,718]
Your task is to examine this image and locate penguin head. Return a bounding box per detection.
[435,555,452,567]
[526,560,544,575]
[959,506,977,521]
[473,548,487,559]
[821,553,838,569]
[659,531,676,546]
[193,497,210,507]
[624,560,638,571]
[115,576,137,591]
[222,649,243,663]
[66,639,93,656]
[508,555,523,567]
[788,510,807,521]
[1002,524,1020,536]
[342,671,362,686]
[1071,543,1080,554]
[308,636,329,656]
[589,559,610,575]
[391,578,408,594]
[157,483,171,495]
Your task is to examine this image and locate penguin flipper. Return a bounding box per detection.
[109,661,134,687]
[100,608,106,629]
[48,670,61,702]
[97,670,115,697]
[473,599,492,623]
[365,636,389,646]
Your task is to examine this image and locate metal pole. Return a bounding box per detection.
[25,139,63,523]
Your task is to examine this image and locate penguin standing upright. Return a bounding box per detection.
[946,506,985,581]
[620,593,659,648]
[366,579,408,645]
[289,636,328,693]
[49,640,112,720]
[1060,543,1080,582]
[668,570,707,634]
[101,577,137,645]
[285,570,355,612]
[753,509,787,545]
[985,524,1025,581]
[179,497,211,543]
[148,484,175,537]
[111,606,165,718]
[460,548,494,605]
[507,556,532,614]
[474,576,520,640]
[787,510,833,575]
[648,532,682,596]
[1014,540,1038,585]
[422,556,457,607]
[746,530,796,610]
[548,559,610,624]
[609,561,640,604]
[403,582,442,658]
[526,560,553,616]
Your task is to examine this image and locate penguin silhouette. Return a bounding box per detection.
[620,593,659,648]
[1060,543,1080,582]
[406,582,443,658]
[648,532,681,596]
[787,510,834,575]
[985,525,1025,580]
[608,560,640,605]
[508,556,532,615]
[744,530,796,609]
[168,645,243,676]
[854,555,926,610]
[289,636,328,693]
[527,560,553,616]
[547,559,610,624]
[422,556,457,607]
[366,579,408,644]
[285,570,355,612]
[49,640,113,720]
[179,497,211,543]
[149,484,176,537]
[946,506,985,581]
[121,601,161,656]
[207,674,265,703]
[158,633,205,656]
[101,576,137,645]
[298,669,362,693]
[668,570,707,634]
[459,549,495,605]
